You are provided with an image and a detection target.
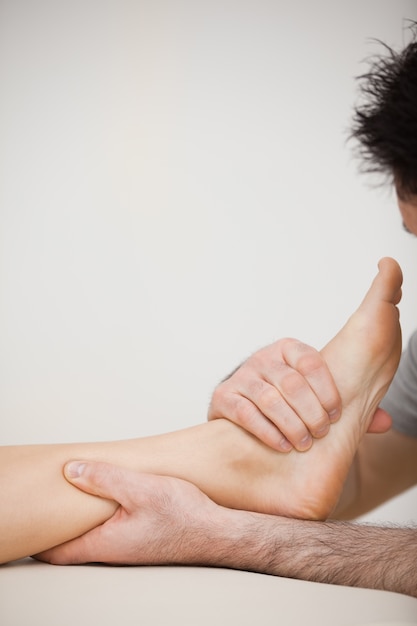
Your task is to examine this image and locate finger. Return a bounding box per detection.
[241,342,340,448]
[366,407,392,434]
[35,524,110,565]
[264,369,333,441]
[63,461,140,508]
[209,339,342,452]
[209,389,295,452]
[240,377,315,451]
[282,340,342,424]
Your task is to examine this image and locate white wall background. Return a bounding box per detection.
[1,0,416,522]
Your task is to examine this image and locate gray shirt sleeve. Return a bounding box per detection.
[380,330,417,437]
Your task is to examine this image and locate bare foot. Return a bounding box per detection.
[118,258,402,522]
[252,257,403,519]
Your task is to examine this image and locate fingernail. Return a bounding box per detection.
[329,410,340,423]
[65,461,86,479]
[315,423,330,437]
[279,438,293,452]
[300,434,313,449]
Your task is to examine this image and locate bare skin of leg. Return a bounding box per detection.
[0,258,402,564]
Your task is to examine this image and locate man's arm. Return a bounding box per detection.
[37,461,417,599]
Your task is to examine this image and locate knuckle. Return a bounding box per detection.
[282,338,322,369]
[210,383,241,415]
[209,386,225,411]
[310,409,331,433]
[93,464,112,489]
[295,350,324,376]
[326,387,342,408]
[83,463,104,488]
[281,337,299,349]
[257,384,280,407]
[246,376,268,397]
[277,412,308,441]
[279,371,305,396]
[280,337,306,355]
[294,405,330,438]
[233,396,260,427]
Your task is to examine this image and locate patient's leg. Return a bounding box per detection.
[0,258,402,563]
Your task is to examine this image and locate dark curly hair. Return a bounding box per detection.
[350,22,417,200]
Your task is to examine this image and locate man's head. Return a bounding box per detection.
[350,22,417,232]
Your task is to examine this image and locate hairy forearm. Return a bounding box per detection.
[200,510,417,598]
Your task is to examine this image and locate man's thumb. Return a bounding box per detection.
[65,461,87,480]
[63,460,127,503]
[63,460,108,498]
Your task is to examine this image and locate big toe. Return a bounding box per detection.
[363,257,402,308]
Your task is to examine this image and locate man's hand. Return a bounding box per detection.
[208,338,342,452]
[34,461,224,566]
[34,463,417,598]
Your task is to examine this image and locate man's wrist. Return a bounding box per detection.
[186,506,283,572]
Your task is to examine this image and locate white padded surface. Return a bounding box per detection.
[1,559,416,626]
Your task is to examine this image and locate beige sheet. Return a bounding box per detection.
[1,558,416,626]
